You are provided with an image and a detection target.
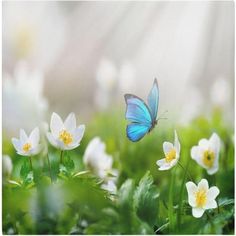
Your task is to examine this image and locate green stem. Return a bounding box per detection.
[60,150,64,164]
[168,169,175,233]
[28,156,33,171]
[177,159,191,231]
[47,154,53,183]
[206,211,214,232]
[178,162,193,181]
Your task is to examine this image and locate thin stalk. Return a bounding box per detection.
[28,156,33,171]
[60,150,64,164]
[47,153,53,183]
[177,158,190,231]
[178,161,193,181]
[206,211,214,232]
[168,169,175,233]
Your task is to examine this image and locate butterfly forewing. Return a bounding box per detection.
[147,78,159,121]
[124,94,152,125]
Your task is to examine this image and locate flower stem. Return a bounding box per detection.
[28,156,33,171]
[178,161,193,181]
[177,158,191,231]
[168,169,175,232]
[47,153,53,183]
[60,150,64,165]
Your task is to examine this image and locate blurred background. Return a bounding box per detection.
[3,1,234,136]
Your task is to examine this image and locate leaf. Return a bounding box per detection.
[218,198,234,207]
[8,180,22,187]
[133,171,159,225]
[117,179,135,211]
[20,159,31,180]
[64,154,75,172]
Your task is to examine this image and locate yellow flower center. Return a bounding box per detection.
[202,150,215,168]
[195,189,207,207]
[23,143,32,152]
[165,148,176,163]
[59,130,73,145]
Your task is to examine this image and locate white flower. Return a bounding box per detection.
[101,180,117,195]
[3,61,48,138]
[210,77,230,107]
[94,58,117,110]
[186,179,220,218]
[118,61,135,92]
[83,137,114,179]
[156,130,181,170]
[46,112,85,151]
[191,133,221,175]
[3,2,66,70]
[11,127,41,156]
[3,155,13,176]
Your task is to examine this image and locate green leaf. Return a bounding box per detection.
[133,171,159,225]
[64,154,75,172]
[20,159,31,180]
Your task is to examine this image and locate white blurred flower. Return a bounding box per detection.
[3,2,66,70]
[95,58,117,110]
[47,112,85,151]
[3,155,13,177]
[3,61,48,137]
[210,77,231,107]
[118,61,135,92]
[186,179,220,218]
[179,87,203,125]
[96,58,117,92]
[156,130,180,170]
[191,133,221,175]
[83,137,114,179]
[101,180,117,195]
[12,127,41,156]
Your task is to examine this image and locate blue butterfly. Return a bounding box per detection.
[124,78,159,142]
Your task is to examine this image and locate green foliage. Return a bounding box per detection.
[133,171,159,225]
[2,109,234,234]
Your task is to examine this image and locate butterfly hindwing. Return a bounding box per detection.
[147,78,159,121]
[124,94,152,125]
[126,123,151,142]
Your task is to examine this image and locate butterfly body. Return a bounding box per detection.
[124,79,159,142]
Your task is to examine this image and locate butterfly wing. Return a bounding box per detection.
[147,78,159,121]
[124,94,152,125]
[124,94,152,142]
[126,123,151,142]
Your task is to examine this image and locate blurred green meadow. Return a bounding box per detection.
[2,107,234,235]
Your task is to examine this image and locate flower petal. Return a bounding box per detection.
[206,165,218,175]
[30,144,41,155]
[192,207,205,218]
[205,199,217,210]
[174,130,181,154]
[72,124,85,144]
[198,138,209,149]
[186,181,197,207]
[163,142,174,155]
[29,127,40,147]
[158,163,172,171]
[191,146,201,161]
[209,133,221,153]
[20,129,28,142]
[64,143,79,150]
[156,158,166,167]
[64,112,76,132]
[207,186,220,200]
[46,132,59,149]
[11,138,22,152]
[198,179,209,191]
[50,112,64,138]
